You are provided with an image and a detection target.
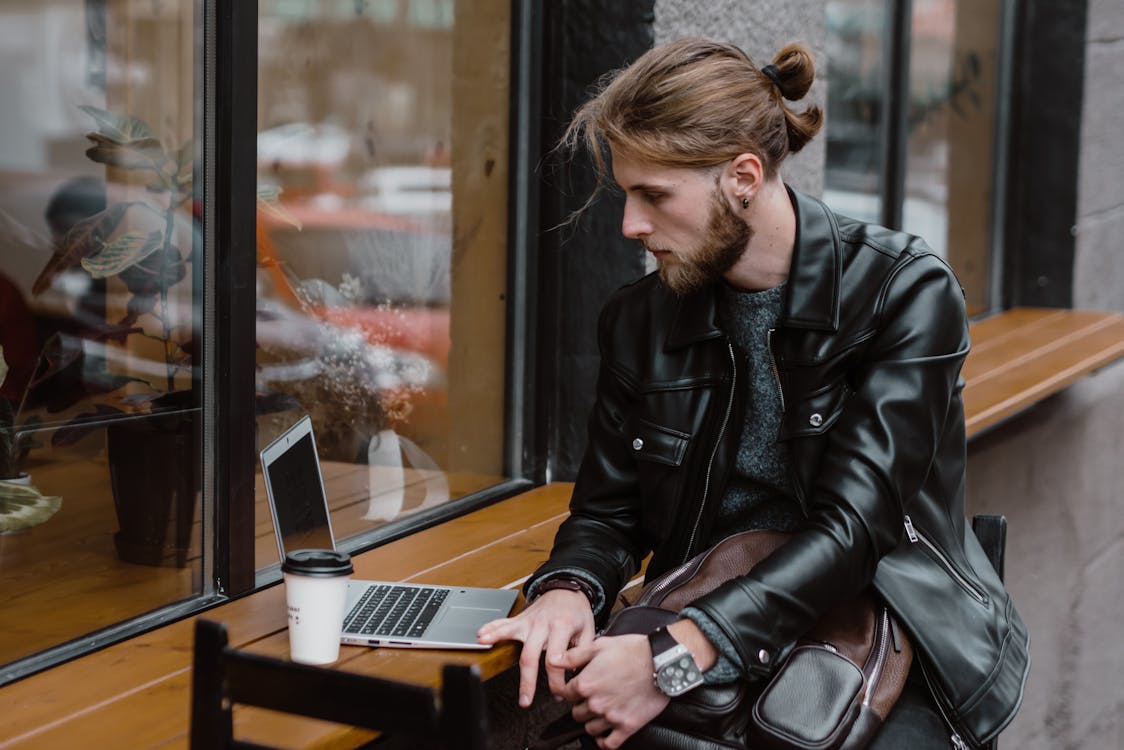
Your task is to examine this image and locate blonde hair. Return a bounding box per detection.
[562,38,823,185]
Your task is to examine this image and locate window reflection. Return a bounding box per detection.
[824,0,887,224]
[824,0,1000,315]
[254,0,510,567]
[0,0,201,668]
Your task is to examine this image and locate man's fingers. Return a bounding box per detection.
[476,617,519,644]
[517,630,548,708]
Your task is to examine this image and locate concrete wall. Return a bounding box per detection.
[968,1,1124,748]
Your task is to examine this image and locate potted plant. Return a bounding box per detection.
[29,107,198,565]
[0,346,61,534]
[29,107,298,566]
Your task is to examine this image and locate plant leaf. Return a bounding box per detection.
[80,229,165,278]
[85,132,168,171]
[32,202,134,295]
[49,404,126,447]
[79,105,157,143]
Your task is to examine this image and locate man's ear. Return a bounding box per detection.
[727,153,765,204]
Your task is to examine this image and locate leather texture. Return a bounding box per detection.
[595,531,909,750]
[526,188,1029,748]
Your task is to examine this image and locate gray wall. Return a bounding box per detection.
[971,1,1124,748]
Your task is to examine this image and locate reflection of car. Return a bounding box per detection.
[358,167,451,216]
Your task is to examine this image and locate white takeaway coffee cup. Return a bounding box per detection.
[282,549,354,664]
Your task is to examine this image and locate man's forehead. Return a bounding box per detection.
[611,155,705,191]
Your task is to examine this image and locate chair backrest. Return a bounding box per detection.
[971,514,1007,750]
[190,619,488,750]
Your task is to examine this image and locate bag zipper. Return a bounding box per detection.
[903,515,987,604]
[683,341,737,561]
[862,608,892,707]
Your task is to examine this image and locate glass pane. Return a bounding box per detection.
[903,0,1001,315]
[254,0,511,568]
[823,0,888,224]
[0,1,203,667]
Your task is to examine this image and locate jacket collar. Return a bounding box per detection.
[665,186,841,350]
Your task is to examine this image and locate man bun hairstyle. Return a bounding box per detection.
[561,37,823,191]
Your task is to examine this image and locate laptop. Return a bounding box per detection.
[260,416,518,649]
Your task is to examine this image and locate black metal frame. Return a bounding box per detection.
[1002,0,1088,309]
[207,0,259,596]
[879,0,912,232]
[532,0,654,483]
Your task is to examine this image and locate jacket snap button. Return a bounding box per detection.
[632,438,644,451]
[758,649,771,664]
[809,412,823,427]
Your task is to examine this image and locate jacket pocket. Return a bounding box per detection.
[779,379,851,440]
[625,416,692,541]
[625,416,691,467]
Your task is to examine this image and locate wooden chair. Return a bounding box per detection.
[190,619,488,750]
[972,514,1007,750]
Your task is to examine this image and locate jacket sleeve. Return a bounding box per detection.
[690,251,971,679]
[523,301,648,621]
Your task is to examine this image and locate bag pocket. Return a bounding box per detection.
[751,645,865,750]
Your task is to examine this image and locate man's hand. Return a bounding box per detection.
[553,634,670,749]
[477,589,595,707]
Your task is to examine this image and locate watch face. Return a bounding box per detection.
[655,650,703,696]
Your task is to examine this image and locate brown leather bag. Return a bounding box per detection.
[531,530,913,750]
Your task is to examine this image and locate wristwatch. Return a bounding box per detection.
[648,626,704,697]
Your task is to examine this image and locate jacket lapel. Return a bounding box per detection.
[784,188,841,332]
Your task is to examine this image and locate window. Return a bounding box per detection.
[824,0,1007,316]
[0,0,528,683]
[0,0,205,671]
[252,0,516,571]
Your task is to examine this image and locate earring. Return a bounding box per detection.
[741,197,749,209]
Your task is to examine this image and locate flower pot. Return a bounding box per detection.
[106,412,198,567]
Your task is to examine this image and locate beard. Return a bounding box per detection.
[653,188,752,296]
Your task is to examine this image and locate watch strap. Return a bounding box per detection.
[647,625,679,657]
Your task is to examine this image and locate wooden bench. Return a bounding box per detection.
[2,307,1123,749]
[963,307,1124,438]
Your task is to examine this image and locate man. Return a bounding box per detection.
[479,38,1028,749]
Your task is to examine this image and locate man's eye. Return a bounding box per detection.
[644,192,664,203]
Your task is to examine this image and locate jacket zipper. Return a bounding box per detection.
[683,341,737,561]
[767,328,785,412]
[903,515,987,604]
[917,655,973,750]
[863,608,891,707]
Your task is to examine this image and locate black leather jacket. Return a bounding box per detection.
[529,189,1029,748]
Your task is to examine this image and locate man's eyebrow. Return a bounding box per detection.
[623,181,671,192]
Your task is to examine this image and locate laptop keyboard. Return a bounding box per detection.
[343,585,450,639]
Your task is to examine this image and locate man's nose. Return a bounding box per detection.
[621,199,651,240]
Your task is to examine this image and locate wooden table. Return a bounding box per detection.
[0,483,573,749]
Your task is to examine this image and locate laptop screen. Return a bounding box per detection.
[264,430,335,555]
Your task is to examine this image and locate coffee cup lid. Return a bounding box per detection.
[282,549,354,577]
